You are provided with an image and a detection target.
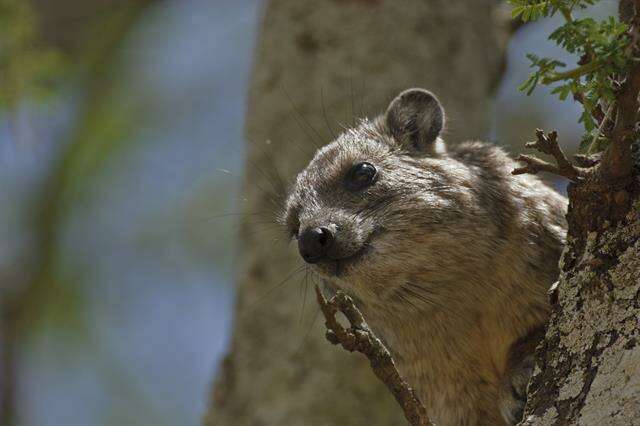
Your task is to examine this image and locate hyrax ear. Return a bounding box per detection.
[384,88,445,154]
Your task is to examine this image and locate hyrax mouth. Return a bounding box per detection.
[297,222,380,278]
[312,241,373,278]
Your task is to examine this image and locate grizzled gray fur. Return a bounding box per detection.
[283,89,567,425]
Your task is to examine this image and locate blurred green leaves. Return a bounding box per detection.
[1,0,154,342]
[518,54,567,94]
[0,0,65,110]
[1,1,249,424]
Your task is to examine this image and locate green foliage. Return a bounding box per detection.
[518,54,567,94]
[509,0,634,152]
[511,0,598,22]
[0,0,65,110]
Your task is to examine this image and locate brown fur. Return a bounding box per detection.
[283,89,567,425]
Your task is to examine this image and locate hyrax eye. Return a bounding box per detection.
[346,162,377,190]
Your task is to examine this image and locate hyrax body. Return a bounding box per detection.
[283,89,567,425]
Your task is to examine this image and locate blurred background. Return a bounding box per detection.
[0,0,614,425]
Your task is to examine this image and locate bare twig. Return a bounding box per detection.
[512,129,585,181]
[542,61,602,84]
[314,285,433,426]
[587,102,617,154]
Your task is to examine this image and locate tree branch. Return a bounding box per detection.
[542,61,601,84]
[0,303,17,426]
[600,0,640,181]
[314,285,433,426]
[602,63,640,180]
[512,129,585,181]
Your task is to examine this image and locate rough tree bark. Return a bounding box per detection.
[521,193,640,425]
[205,1,510,424]
[519,124,640,417]
[518,2,640,422]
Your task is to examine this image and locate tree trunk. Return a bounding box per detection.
[205,1,510,424]
[521,173,640,424]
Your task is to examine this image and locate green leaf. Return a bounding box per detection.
[514,0,631,135]
[512,5,526,19]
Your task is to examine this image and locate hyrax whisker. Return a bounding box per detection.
[243,264,308,314]
[246,137,287,184]
[281,85,324,149]
[348,66,356,127]
[320,86,337,140]
[246,158,285,200]
[206,211,272,222]
[299,268,310,325]
[295,304,322,356]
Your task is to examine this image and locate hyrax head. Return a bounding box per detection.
[284,89,476,298]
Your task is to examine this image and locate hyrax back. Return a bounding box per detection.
[284,89,567,425]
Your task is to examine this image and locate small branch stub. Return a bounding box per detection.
[512,129,585,181]
[314,285,433,426]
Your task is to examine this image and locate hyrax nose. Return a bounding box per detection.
[298,227,334,264]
